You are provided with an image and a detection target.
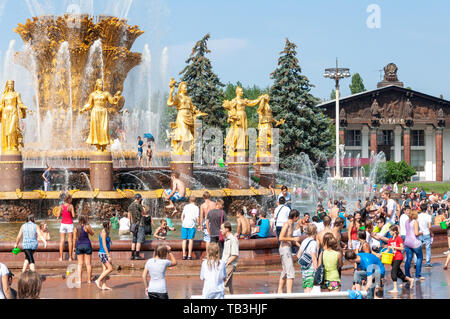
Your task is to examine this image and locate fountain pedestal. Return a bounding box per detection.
[90,152,113,191]
[254,156,276,188]
[0,152,23,191]
[228,152,249,189]
[171,160,194,189]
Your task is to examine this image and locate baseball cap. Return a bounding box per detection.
[134,194,142,200]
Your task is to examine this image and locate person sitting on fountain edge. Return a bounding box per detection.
[165,171,186,215]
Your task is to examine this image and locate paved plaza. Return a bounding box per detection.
[9,255,449,299]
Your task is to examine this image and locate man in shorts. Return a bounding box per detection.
[164,171,186,214]
[221,222,239,294]
[206,199,227,254]
[277,210,301,294]
[181,197,199,260]
[128,194,146,260]
[345,250,385,299]
[137,136,144,167]
[199,191,216,250]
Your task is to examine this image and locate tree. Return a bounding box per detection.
[364,160,416,184]
[330,89,336,100]
[179,34,226,131]
[269,39,334,175]
[349,73,366,95]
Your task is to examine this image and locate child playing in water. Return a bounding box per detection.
[39,223,51,241]
[154,220,170,240]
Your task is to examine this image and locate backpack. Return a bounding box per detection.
[143,216,152,235]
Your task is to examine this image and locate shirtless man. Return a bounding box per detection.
[199,191,216,250]
[317,215,333,249]
[332,217,347,251]
[235,208,251,239]
[278,210,301,294]
[330,200,340,224]
[165,171,186,214]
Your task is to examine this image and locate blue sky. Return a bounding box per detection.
[0,0,449,100]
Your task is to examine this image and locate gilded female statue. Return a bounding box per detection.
[167,78,207,156]
[79,79,122,152]
[256,94,284,157]
[223,86,261,156]
[0,80,28,154]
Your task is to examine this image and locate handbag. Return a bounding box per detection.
[313,250,325,286]
[130,223,137,234]
[218,210,225,242]
[298,239,314,268]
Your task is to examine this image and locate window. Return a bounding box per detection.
[411,130,425,146]
[377,130,393,145]
[345,150,362,158]
[346,130,361,146]
[411,150,425,172]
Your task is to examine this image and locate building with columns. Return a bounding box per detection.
[319,63,449,181]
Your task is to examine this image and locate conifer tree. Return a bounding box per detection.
[270,39,333,175]
[179,34,225,131]
[349,73,366,94]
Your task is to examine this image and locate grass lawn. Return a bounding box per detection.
[400,182,450,194]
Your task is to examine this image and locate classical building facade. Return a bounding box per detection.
[319,63,449,181]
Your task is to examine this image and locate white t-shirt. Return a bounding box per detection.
[145,258,172,293]
[299,238,317,256]
[399,214,409,237]
[384,199,397,224]
[182,203,200,229]
[313,222,324,233]
[418,213,432,236]
[274,205,291,227]
[0,263,9,299]
[119,217,130,231]
[200,260,227,299]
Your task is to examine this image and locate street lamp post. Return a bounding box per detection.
[324,58,350,179]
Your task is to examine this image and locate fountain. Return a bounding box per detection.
[14,14,144,165]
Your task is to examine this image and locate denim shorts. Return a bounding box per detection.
[132,226,146,244]
[76,244,92,255]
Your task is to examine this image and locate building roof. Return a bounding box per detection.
[317,85,450,109]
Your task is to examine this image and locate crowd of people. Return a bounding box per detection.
[1,182,450,300]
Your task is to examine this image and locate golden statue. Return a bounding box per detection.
[0,80,28,154]
[79,79,122,152]
[223,86,261,156]
[167,78,207,156]
[256,94,285,157]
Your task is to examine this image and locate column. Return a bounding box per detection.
[394,126,402,162]
[436,127,443,181]
[370,128,377,155]
[425,126,434,181]
[90,152,113,191]
[361,125,369,158]
[403,127,411,165]
[0,152,24,192]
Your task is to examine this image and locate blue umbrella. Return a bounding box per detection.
[144,133,155,141]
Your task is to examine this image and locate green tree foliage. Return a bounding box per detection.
[349,73,366,95]
[269,39,333,175]
[364,161,416,184]
[330,89,336,100]
[179,33,225,131]
[223,82,269,128]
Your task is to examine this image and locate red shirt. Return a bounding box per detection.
[387,236,404,261]
[61,204,73,225]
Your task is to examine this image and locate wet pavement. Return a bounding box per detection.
[10,256,450,299]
